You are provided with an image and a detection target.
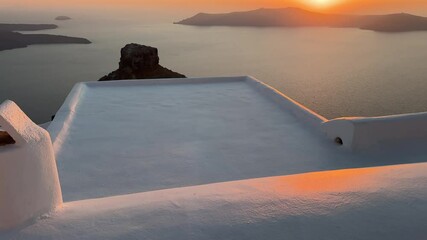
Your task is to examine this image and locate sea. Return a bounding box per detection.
[1,7,427,123]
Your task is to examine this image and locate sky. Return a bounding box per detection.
[1,0,427,15]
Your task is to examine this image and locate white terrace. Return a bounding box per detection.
[1,76,427,239]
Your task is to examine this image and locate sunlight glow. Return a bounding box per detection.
[307,0,341,9]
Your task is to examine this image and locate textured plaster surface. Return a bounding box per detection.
[0,101,62,230]
[2,77,427,239]
[5,163,427,239]
[47,77,427,202]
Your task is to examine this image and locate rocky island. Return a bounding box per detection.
[176,7,427,32]
[55,16,72,21]
[0,23,91,52]
[100,43,186,81]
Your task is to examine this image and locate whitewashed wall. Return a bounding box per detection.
[0,100,62,230]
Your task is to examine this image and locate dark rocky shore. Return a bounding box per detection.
[0,23,57,31]
[100,43,186,81]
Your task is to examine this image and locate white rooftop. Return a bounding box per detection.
[2,76,427,239]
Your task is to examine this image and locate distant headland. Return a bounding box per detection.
[176,7,427,32]
[0,24,57,31]
[0,23,91,52]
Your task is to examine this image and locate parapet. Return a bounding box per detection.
[322,112,427,150]
[0,100,62,230]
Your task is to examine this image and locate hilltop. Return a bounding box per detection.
[176,8,427,32]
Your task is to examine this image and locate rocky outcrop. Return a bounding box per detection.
[99,43,186,81]
[55,16,72,21]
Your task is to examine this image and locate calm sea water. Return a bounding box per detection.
[1,9,427,123]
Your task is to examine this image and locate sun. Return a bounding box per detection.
[307,0,340,9]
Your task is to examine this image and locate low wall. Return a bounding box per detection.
[0,100,62,230]
[322,112,427,150]
[244,76,327,129]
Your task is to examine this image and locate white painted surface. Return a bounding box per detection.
[5,163,427,239]
[47,77,427,202]
[0,101,62,230]
[246,77,327,128]
[38,122,51,130]
[2,77,427,238]
[323,112,427,150]
[44,77,378,201]
[50,77,338,201]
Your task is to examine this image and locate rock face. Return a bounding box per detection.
[100,43,186,81]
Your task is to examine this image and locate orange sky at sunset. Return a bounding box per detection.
[1,0,427,14]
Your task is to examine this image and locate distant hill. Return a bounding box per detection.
[0,23,91,52]
[176,8,427,32]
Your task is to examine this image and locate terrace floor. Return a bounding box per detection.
[47,77,427,202]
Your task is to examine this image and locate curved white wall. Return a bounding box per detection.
[0,100,62,230]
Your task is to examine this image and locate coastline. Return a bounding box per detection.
[0,23,91,52]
